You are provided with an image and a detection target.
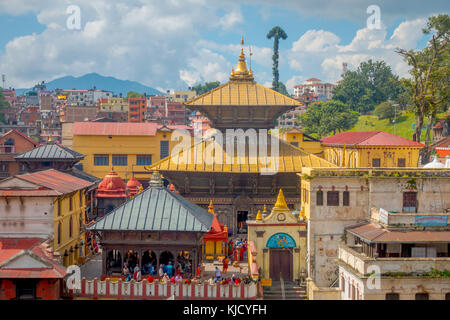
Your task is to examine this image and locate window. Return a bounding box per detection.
[137,155,152,166]
[291,142,299,147]
[316,190,323,206]
[69,217,73,238]
[112,154,127,166]
[94,154,109,166]
[69,196,73,211]
[0,163,8,172]
[327,191,339,206]
[57,198,61,216]
[343,191,350,206]
[415,293,429,300]
[386,293,399,300]
[403,192,417,213]
[57,223,61,244]
[79,190,83,207]
[372,158,381,167]
[160,141,169,159]
[398,158,406,167]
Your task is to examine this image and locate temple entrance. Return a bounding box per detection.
[237,211,248,233]
[106,250,122,274]
[123,250,139,271]
[159,251,174,266]
[269,248,293,281]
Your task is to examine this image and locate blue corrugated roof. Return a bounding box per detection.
[88,186,213,232]
[15,142,85,160]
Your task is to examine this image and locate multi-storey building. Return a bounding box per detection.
[293,78,335,101]
[99,96,128,113]
[128,96,147,123]
[0,169,95,266]
[299,167,450,299]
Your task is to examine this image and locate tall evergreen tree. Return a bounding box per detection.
[267,26,287,92]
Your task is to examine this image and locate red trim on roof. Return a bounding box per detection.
[1,129,38,147]
[321,131,425,147]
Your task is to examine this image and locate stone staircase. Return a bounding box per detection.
[263,280,307,300]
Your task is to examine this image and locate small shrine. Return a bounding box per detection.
[202,201,228,261]
[247,189,307,282]
[96,168,128,216]
[126,175,143,198]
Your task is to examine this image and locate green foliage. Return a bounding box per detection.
[267,26,288,93]
[299,100,359,138]
[374,101,400,120]
[126,91,142,98]
[192,81,221,96]
[276,81,290,97]
[333,59,403,114]
[0,88,9,124]
[396,14,449,144]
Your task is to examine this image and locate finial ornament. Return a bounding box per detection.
[149,170,164,188]
[208,200,215,215]
[256,210,262,221]
[241,36,244,46]
[274,189,288,209]
[229,37,254,81]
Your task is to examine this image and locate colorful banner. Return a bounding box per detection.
[415,215,448,226]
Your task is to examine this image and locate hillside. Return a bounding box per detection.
[16,73,163,96]
[349,111,447,141]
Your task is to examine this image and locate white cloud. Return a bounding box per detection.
[292,30,340,52]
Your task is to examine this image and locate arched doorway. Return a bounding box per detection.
[141,250,157,275]
[160,251,175,277]
[123,250,139,271]
[176,251,193,277]
[106,250,122,275]
[267,233,296,281]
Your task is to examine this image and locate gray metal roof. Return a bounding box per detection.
[15,142,85,160]
[88,186,213,232]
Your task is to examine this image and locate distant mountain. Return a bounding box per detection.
[15,73,163,96]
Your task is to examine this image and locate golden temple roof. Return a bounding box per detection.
[184,37,302,107]
[150,137,336,173]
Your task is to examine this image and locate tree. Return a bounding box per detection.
[374,101,400,121]
[333,59,403,114]
[0,88,9,124]
[126,91,142,98]
[396,14,449,148]
[276,81,290,96]
[192,81,221,96]
[267,26,288,93]
[299,100,359,138]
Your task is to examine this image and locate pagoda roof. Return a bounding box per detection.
[185,81,301,107]
[150,136,335,173]
[88,183,213,232]
[15,141,85,161]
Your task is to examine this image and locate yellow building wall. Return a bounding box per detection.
[323,146,421,168]
[53,189,86,267]
[72,132,176,180]
[247,224,307,282]
[280,132,323,155]
[99,97,128,112]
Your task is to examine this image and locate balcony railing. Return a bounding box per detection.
[339,244,450,276]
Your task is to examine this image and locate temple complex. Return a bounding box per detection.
[151,38,335,235]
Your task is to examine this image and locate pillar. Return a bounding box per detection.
[102,248,107,275]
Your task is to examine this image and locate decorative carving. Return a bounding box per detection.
[255,231,265,238]
[271,176,277,195]
[228,176,234,194]
[209,175,215,195]
[184,175,190,193]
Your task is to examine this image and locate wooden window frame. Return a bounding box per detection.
[316,190,323,206]
[343,191,350,206]
[327,191,339,206]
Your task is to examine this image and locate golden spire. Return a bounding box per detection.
[263,204,267,215]
[48,135,53,142]
[230,36,254,81]
[208,200,215,215]
[274,189,288,209]
[256,210,262,221]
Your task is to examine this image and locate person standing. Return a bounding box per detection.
[222,256,229,274]
[215,267,221,282]
[159,264,164,277]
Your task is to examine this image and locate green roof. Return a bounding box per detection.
[88,186,213,232]
[15,142,85,160]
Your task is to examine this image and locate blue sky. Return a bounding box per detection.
[0,0,447,92]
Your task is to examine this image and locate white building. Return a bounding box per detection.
[293,78,335,101]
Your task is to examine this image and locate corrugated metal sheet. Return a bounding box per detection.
[15,142,85,160]
[17,169,94,194]
[73,122,159,136]
[347,223,450,243]
[89,186,213,232]
[321,131,425,147]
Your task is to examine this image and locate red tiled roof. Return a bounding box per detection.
[0,238,66,279]
[15,169,94,194]
[321,131,425,147]
[347,223,450,243]
[1,129,38,147]
[73,122,159,136]
[307,78,321,81]
[434,136,450,149]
